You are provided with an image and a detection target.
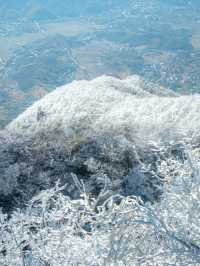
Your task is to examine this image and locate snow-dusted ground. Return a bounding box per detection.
[5,75,200,147]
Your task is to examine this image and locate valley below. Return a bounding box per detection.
[1,0,200,128]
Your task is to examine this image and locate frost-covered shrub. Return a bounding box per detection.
[0,133,170,211]
[1,149,200,266]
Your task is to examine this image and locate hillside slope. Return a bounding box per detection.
[6,75,197,145]
[1,75,199,210]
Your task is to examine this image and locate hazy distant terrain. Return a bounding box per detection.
[1,0,200,127]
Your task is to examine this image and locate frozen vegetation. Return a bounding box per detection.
[1,153,200,265]
[1,75,200,265]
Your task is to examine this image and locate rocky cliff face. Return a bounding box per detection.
[0,76,199,211]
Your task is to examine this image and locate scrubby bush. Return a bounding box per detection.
[1,148,200,265]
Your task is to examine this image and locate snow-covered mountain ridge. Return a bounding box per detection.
[1,75,200,210]
[6,75,197,146]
